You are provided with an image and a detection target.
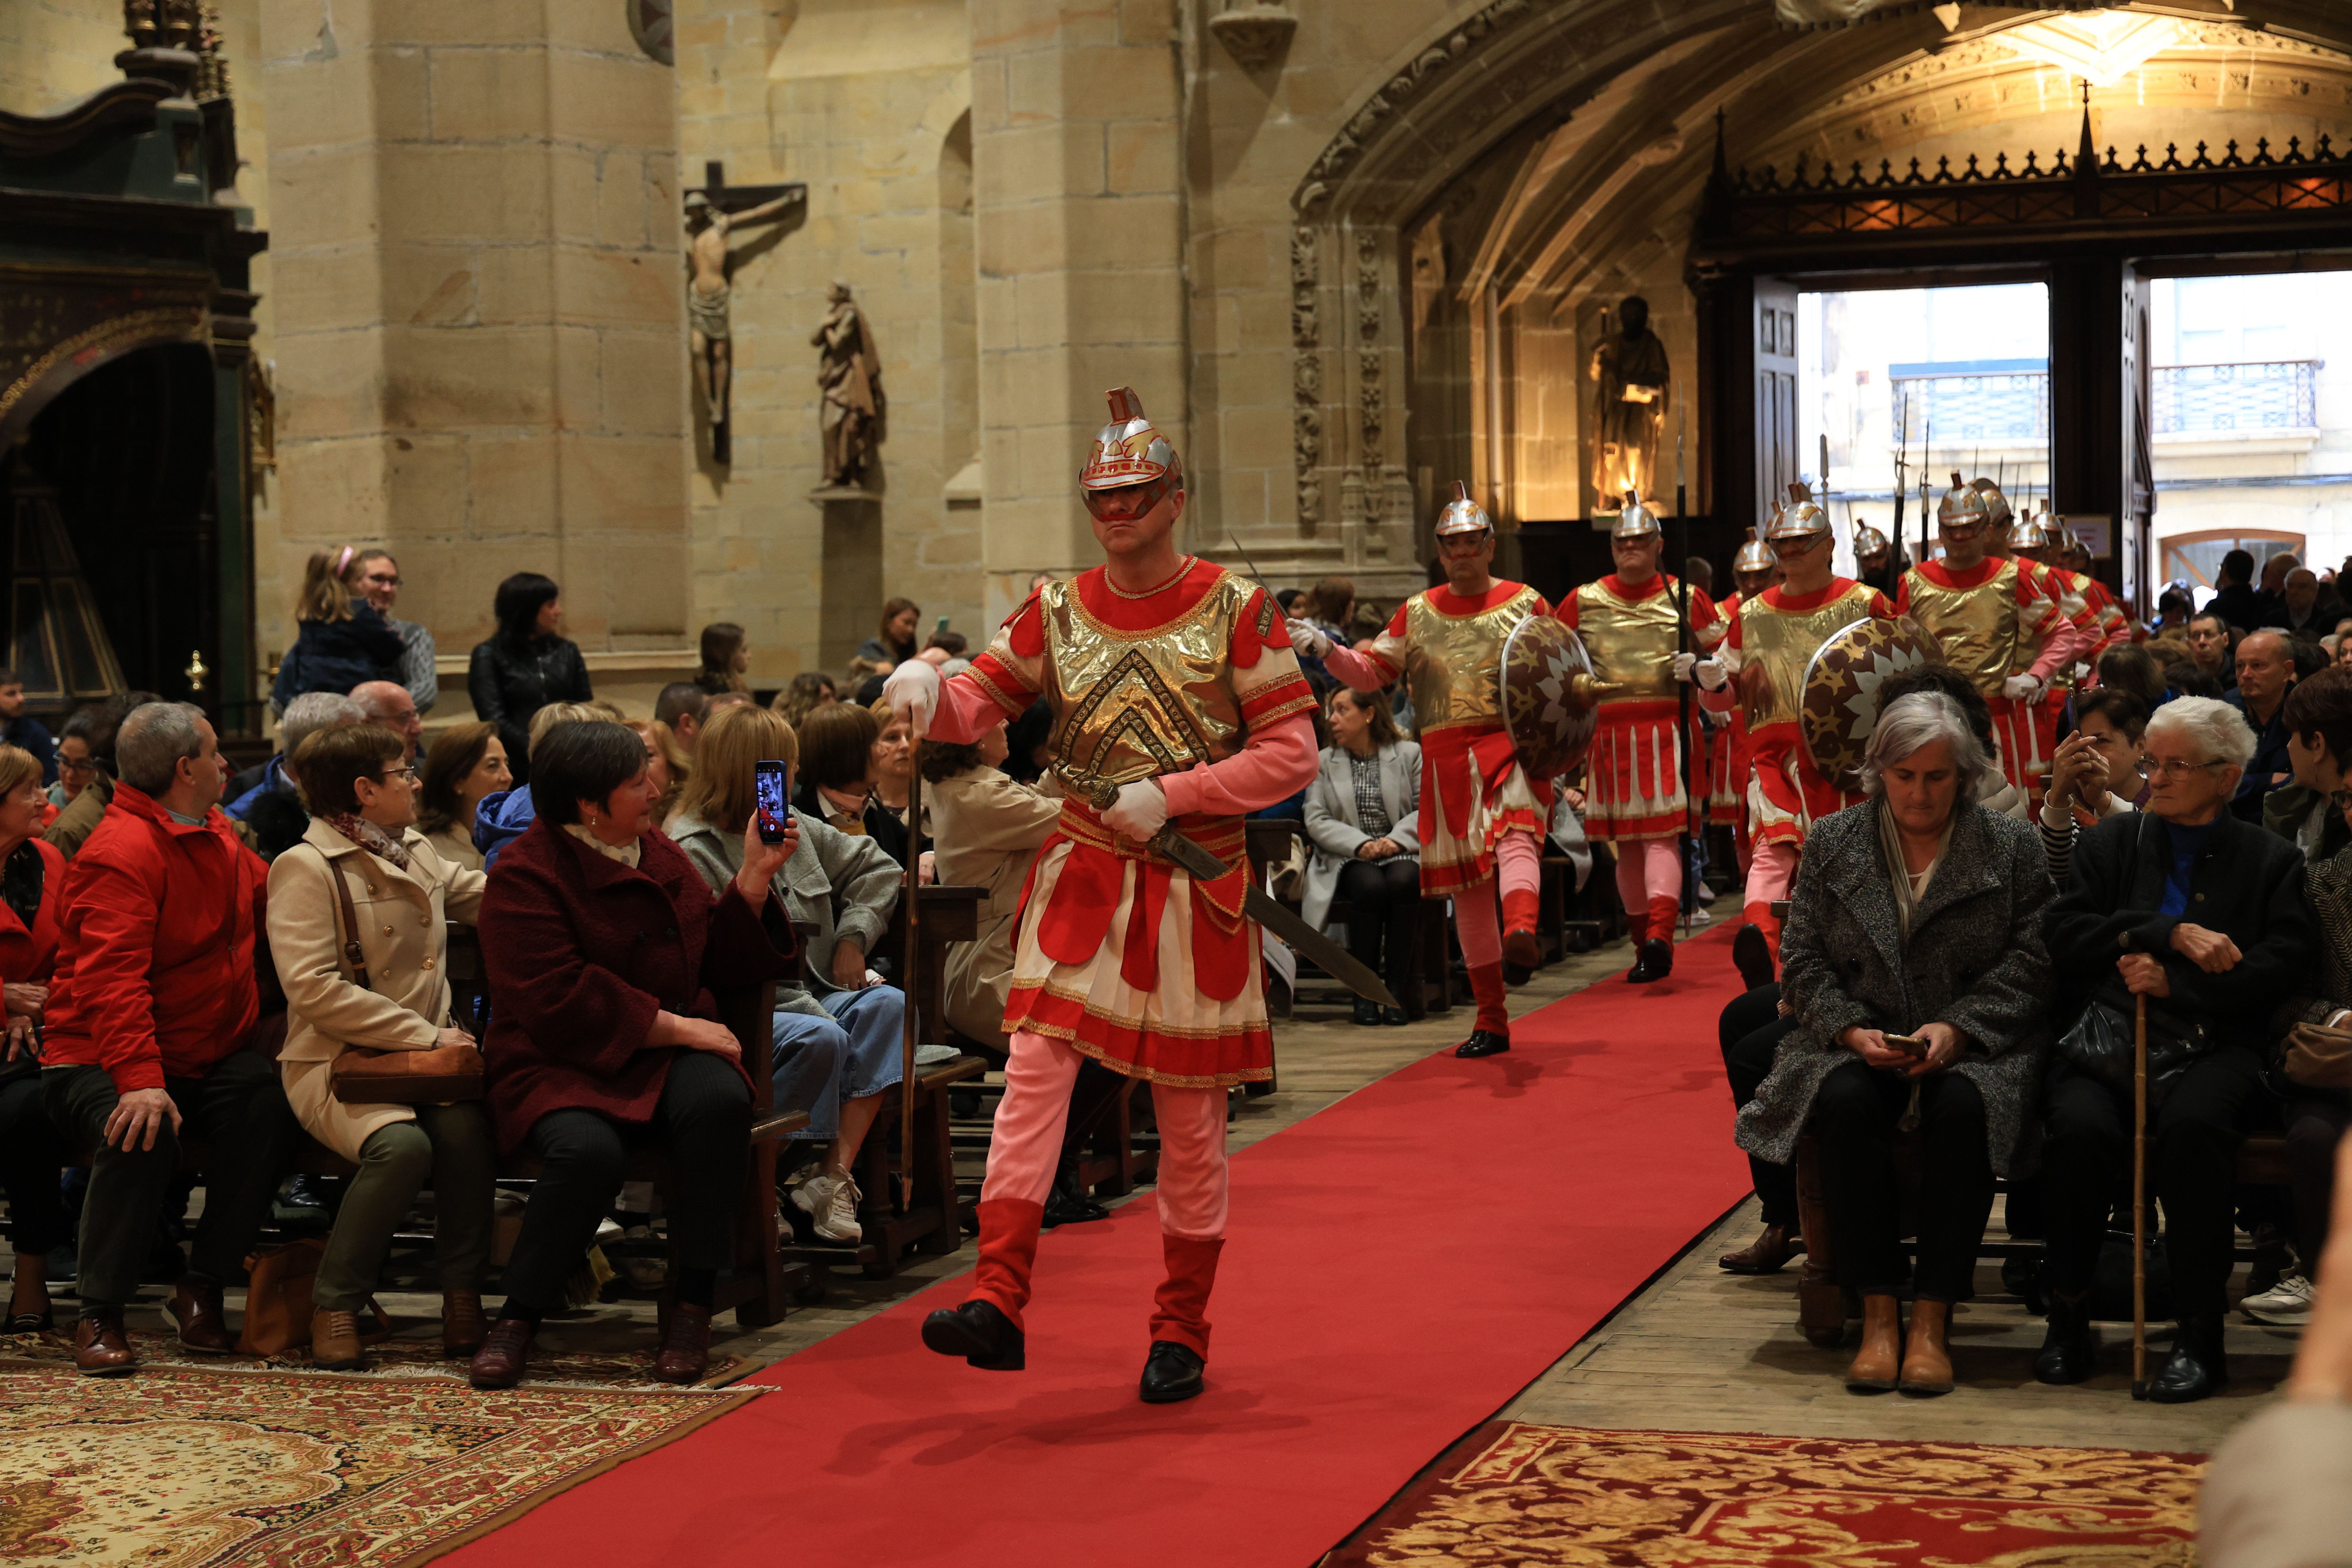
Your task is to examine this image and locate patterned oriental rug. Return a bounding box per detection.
[0,1361,757,1567]
[1321,1422,2205,1567]
[0,1325,753,1389]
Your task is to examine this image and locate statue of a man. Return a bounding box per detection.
[685,187,801,445]
[1589,295,1672,511]
[812,281,885,490]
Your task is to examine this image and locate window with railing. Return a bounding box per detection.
[1887,360,2050,444]
[2152,361,2319,435]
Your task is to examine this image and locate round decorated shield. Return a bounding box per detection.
[1801,615,1942,791]
[1500,615,1606,779]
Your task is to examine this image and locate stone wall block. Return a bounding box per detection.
[272,247,391,334]
[598,329,690,437]
[461,433,563,540]
[1064,199,1181,270]
[976,123,1072,205]
[559,435,695,533]
[268,143,383,249]
[469,246,557,327]
[367,0,542,49]
[273,435,392,539]
[1058,45,1177,124]
[382,323,559,429]
[1062,267,1179,343]
[1105,120,1179,196]
[274,331,391,440]
[974,200,1070,276]
[551,246,677,329]
[379,145,552,242]
[547,52,674,151]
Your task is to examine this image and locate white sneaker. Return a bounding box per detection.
[792,1170,864,1243]
[2240,1271,2314,1326]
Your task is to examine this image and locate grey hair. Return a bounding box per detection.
[2145,694,2258,770]
[282,692,362,756]
[114,702,207,794]
[1858,693,2002,800]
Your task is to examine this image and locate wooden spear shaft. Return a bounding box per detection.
[898,736,921,1192]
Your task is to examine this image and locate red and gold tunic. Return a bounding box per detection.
[960,560,1316,1086]
[1556,574,1723,844]
[1706,590,1749,830]
[1894,557,2082,791]
[1711,579,1896,850]
[1355,581,1550,896]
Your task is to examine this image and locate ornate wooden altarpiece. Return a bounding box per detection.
[0,1,265,726]
[1682,104,2352,614]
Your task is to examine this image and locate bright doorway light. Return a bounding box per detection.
[1991,12,2181,88]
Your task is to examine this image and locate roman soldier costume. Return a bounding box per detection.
[900,388,1319,1403]
[1707,537,1777,841]
[1895,475,2091,793]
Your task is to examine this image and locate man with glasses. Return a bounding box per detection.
[352,551,437,715]
[2041,695,2316,1402]
[351,681,424,766]
[2227,628,2300,824]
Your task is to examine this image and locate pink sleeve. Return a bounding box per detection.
[1321,644,1395,690]
[1158,713,1320,817]
[2027,615,2092,683]
[927,673,1007,746]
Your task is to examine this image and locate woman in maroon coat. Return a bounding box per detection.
[467,722,795,1389]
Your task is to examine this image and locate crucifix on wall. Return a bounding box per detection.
[685,160,806,465]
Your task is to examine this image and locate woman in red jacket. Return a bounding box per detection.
[466,721,794,1389]
[0,744,71,1330]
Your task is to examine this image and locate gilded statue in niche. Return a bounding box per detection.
[1589,295,1671,512]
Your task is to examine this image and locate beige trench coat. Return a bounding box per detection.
[265,818,488,1161]
[928,766,1060,1047]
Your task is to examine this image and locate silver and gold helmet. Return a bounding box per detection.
[1851,521,1891,560]
[1434,480,1492,538]
[1970,476,2015,532]
[1936,472,1990,536]
[1733,537,1775,575]
[1612,490,1662,541]
[1080,386,1182,494]
[1766,481,1830,544]
[2005,513,2049,552]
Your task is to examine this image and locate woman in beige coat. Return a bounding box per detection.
[267,724,492,1370]
[924,720,1059,1049]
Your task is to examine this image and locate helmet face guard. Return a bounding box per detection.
[1082,472,1180,524]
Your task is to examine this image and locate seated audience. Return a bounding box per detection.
[2187,610,2238,691]
[228,693,367,863]
[2097,642,2169,715]
[1739,693,2054,1396]
[0,745,69,1330]
[267,724,492,1370]
[352,549,437,713]
[2153,586,2194,635]
[656,682,711,753]
[925,630,971,676]
[627,718,690,824]
[2274,566,2347,636]
[41,703,293,1375]
[0,672,54,784]
[416,722,511,872]
[351,679,424,763]
[273,547,404,709]
[468,721,793,1389]
[2209,549,2265,634]
[855,599,921,679]
[2227,628,2298,824]
[2036,688,2147,882]
[869,699,932,876]
[696,622,750,697]
[46,705,101,813]
[2041,695,2316,1401]
[668,704,904,1244]
[774,671,837,730]
[45,690,159,860]
[1302,687,1421,1026]
[1868,664,2026,818]
[470,701,614,873]
[792,702,911,865]
[2243,668,2352,1328]
[926,718,1059,1050]
[466,572,592,784]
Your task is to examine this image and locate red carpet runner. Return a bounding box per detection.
[443,930,1753,1568]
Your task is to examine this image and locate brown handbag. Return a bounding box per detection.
[2284,1022,2352,1090]
[319,848,485,1105]
[238,1237,392,1356]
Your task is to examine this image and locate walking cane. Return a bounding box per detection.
[898,733,922,1199]
[2130,942,2151,1401]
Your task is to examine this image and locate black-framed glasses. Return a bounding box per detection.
[378,765,419,783]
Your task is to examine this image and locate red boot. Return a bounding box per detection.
[1149,1234,1225,1359]
[967,1198,1044,1329]
[1501,888,1541,970]
[1646,896,1681,943]
[1456,963,1510,1057]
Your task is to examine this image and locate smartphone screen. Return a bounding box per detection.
[755,760,791,844]
[1882,1033,1929,1057]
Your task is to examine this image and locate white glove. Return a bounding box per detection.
[1695,659,1728,691]
[881,659,940,738]
[1289,619,1333,659]
[1671,652,1697,682]
[1102,779,1170,843]
[2002,674,2043,702]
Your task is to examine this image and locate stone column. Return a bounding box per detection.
[970,0,1185,620]
[261,0,688,672]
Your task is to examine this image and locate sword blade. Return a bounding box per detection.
[1147,824,1401,1009]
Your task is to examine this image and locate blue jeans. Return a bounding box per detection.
[769,986,909,1142]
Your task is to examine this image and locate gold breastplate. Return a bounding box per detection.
[1575,577,1683,700]
[1041,570,1251,788]
[1739,583,1877,731]
[1903,561,2022,698]
[1404,584,1543,733]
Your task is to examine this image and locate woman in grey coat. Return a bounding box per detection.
[1302,687,1422,1026]
[1737,693,2055,1397]
[668,705,904,1246]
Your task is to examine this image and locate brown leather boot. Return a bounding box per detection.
[1845,1294,1902,1392]
[165,1280,234,1353]
[73,1312,136,1377]
[441,1290,487,1358]
[654,1300,713,1385]
[1898,1299,1955,1395]
[311,1308,366,1371]
[468,1317,535,1390]
[1717,1223,1801,1275]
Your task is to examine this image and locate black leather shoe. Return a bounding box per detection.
[1626,937,1673,984]
[1733,924,1775,989]
[1351,997,1382,1027]
[921,1299,1025,1370]
[2146,1314,2226,1403]
[1381,1005,1409,1026]
[2033,1292,2096,1385]
[1455,1030,1510,1058]
[1139,1339,1205,1404]
[1041,1170,1109,1229]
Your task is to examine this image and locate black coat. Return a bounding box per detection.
[2046,808,2315,1055]
[466,635,592,769]
[2209,582,2267,634]
[277,606,404,703]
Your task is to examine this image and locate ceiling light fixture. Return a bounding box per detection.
[1992,12,2183,87]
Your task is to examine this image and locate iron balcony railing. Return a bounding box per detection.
[1889,367,2050,445]
[2152,360,2320,436]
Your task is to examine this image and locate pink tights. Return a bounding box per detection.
[1451,830,1540,966]
[1612,838,1681,913]
[982,1031,1228,1240]
[1745,840,1798,908]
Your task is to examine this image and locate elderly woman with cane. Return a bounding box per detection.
[2042,696,2316,1402]
[1738,693,2056,1396]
